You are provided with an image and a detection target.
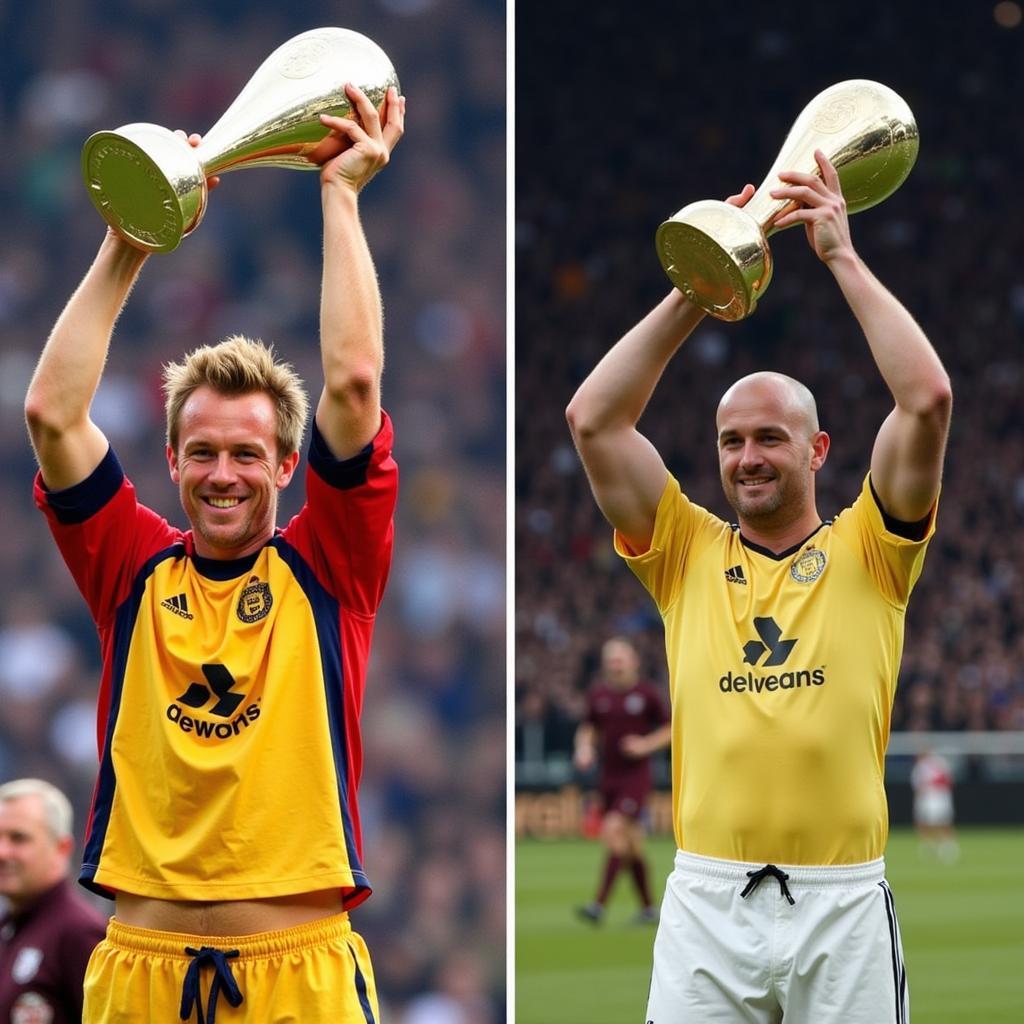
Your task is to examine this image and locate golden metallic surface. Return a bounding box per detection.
[656,80,919,321]
[81,27,399,253]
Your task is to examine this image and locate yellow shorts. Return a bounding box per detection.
[83,913,379,1024]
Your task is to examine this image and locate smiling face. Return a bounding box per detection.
[716,373,829,535]
[167,386,300,560]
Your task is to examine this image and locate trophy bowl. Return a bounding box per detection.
[656,80,919,321]
[82,27,400,253]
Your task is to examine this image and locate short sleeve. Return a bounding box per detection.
[281,411,398,616]
[833,474,937,608]
[34,448,181,625]
[613,474,723,613]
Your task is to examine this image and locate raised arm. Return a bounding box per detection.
[566,184,756,552]
[314,83,405,459]
[24,231,148,490]
[772,151,951,522]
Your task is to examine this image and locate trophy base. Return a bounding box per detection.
[656,201,772,322]
[82,125,207,253]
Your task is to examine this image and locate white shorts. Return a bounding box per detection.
[914,790,953,827]
[646,850,908,1024]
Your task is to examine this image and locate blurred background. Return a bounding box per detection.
[0,1,505,1021]
[515,2,1024,1022]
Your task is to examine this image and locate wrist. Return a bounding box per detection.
[322,178,361,207]
[823,247,862,276]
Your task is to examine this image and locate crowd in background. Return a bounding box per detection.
[1,0,505,1020]
[516,4,1024,765]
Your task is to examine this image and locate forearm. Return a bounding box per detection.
[645,723,672,754]
[828,252,950,413]
[317,183,383,454]
[566,289,704,437]
[26,233,147,435]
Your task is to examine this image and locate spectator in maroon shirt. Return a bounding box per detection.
[573,637,671,924]
[0,779,107,1024]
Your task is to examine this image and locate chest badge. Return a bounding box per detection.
[237,575,273,623]
[12,946,43,983]
[790,547,826,584]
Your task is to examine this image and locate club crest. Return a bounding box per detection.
[790,547,826,584]
[237,576,273,623]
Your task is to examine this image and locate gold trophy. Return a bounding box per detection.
[656,80,918,321]
[81,27,399,253]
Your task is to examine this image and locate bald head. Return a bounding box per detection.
[717,372,819,439]
[715,372,830,537]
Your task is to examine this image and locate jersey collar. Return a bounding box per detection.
[737,521,828,561]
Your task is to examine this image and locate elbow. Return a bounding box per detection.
[566,390,597,444]
[323,365,380,412]
[24,391,59,441]
[923,373,953,427]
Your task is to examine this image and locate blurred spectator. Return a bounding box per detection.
[0,778,107,1023]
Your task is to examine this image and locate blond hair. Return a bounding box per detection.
[163,336,309,457]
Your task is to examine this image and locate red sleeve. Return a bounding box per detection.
[281,411,398,615]
[33,447,182,627]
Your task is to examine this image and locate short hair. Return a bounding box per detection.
[0,778,72,839]
[163,336,310,457]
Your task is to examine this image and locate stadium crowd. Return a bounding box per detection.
[516,4,1024,763]
[1,0,505,1020]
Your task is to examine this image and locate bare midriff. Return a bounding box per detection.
[115,889,346,935]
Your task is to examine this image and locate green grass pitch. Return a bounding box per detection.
[515,828,1024,1023]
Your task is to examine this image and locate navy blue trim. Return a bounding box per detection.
[191,550,260,581]
[269,535,369,899]
[348,942,377,1023]
[42,447,124,525]
[738,522,828,560]
[81,542,185,899]
[309,420,374,491]
[869,477,931,541]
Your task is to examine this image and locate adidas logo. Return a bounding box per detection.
[161,593,194,620]
[724,564,747,585]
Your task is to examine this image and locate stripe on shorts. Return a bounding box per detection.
[348,942,376,1024]
[878,880,907,1024]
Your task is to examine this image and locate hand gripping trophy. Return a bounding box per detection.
[81,27,399,252]
[656,80,919,320]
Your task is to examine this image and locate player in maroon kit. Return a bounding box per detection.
[0,779,107,1023]
[573,636,671,924]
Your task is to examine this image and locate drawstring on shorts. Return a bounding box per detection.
[740,863,796,905]
[179,945,244,1024]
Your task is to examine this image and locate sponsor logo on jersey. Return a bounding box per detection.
[166,700,261,740]
[160,593,194,620]
[724,564,747,585]
[790,547,826,583]
[237,576,273,623]
[176,663,245,717]
[166,663,261,741]
[718,616,826,694]
[743,616,796,667]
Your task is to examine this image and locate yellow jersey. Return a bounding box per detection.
[35,416,397,905]
[616,473,935,865]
